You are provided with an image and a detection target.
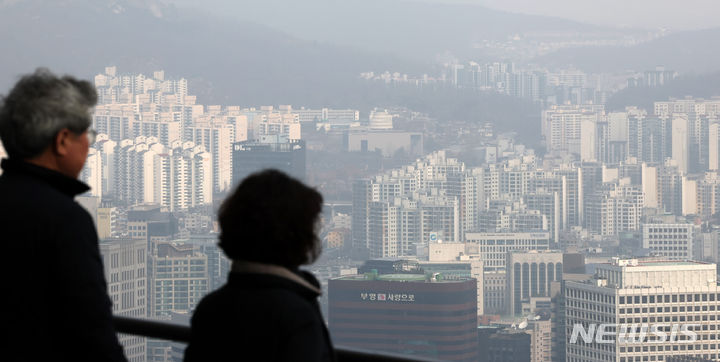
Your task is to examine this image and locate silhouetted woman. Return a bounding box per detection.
[185,169,335,362]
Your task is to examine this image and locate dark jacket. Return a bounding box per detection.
[185,262,336,362]
[0,158,126,362]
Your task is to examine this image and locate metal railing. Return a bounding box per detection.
[113,316,432,362]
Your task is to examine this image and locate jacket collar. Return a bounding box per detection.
[231,260,322,295]
[0,158,90,197]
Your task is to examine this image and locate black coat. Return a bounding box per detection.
[185,266,336,362]
[0,159,126,362]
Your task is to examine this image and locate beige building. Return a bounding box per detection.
[643,223,694,260]
[528,317,553,362]
[326,228,349,249]
[99,238,147,362]
[484,270,507,315]
[149,242,210,317]
[565,258,720,362]
[97,207,116,239]
[541,104,604,158]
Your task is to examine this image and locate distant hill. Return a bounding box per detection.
[0,0,421,106]
[534,27,720,73]
[0,0,543,145]
[606,72,720,112]
[169,0,612,60]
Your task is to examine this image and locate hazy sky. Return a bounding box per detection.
[424,0,720,30]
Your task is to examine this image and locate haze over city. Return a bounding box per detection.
[1,0,720,361]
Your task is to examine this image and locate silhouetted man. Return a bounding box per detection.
[0,69,126,361]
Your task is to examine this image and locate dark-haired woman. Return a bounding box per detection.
[185,169,335,362]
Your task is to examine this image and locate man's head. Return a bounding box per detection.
[0,68,97,178]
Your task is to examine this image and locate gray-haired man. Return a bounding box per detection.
[0,69,126,361]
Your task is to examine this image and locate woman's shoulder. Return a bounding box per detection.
[197,276,320,312]
[192,282,322,334]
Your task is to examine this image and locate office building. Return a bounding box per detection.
[149,242,209,317]
[479,328,532,362]
[565,258,720,362]
[642,223,694,260]
[99,238,147,362]
[506,250,564,316]
[368,109,394,130]
[290,106,359,123]
[465,232,551,271]
[484,270,507,315]
[329,272,478,361]
[232,135,306,184]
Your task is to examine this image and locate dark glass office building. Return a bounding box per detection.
[328,274,478,361]
[231,135,306,184]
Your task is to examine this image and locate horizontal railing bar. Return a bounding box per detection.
[112,316,434,362]
[114,316,191,343]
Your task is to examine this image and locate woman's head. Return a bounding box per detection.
[218,169,323,268]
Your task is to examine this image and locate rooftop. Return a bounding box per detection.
[607,258,713,267]
[335,273,471,283]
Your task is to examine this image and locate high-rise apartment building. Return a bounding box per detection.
[351,151,482,257]
[81,148,103,197]
[525,190,561,244]
[585,179,643,236]
[480,199,549,234]
[542,104,604,158]
[189,122,234,192]
[709,122,720,171]
[672,115,691,174]
[247,106,301,140]
[94,136,213,210]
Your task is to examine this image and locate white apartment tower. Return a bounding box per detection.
[81,148,103,197]
[189,122,234,192]
[586,179,644,236]
[672,115,690,174]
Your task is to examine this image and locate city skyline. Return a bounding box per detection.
[1,1,720,360]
